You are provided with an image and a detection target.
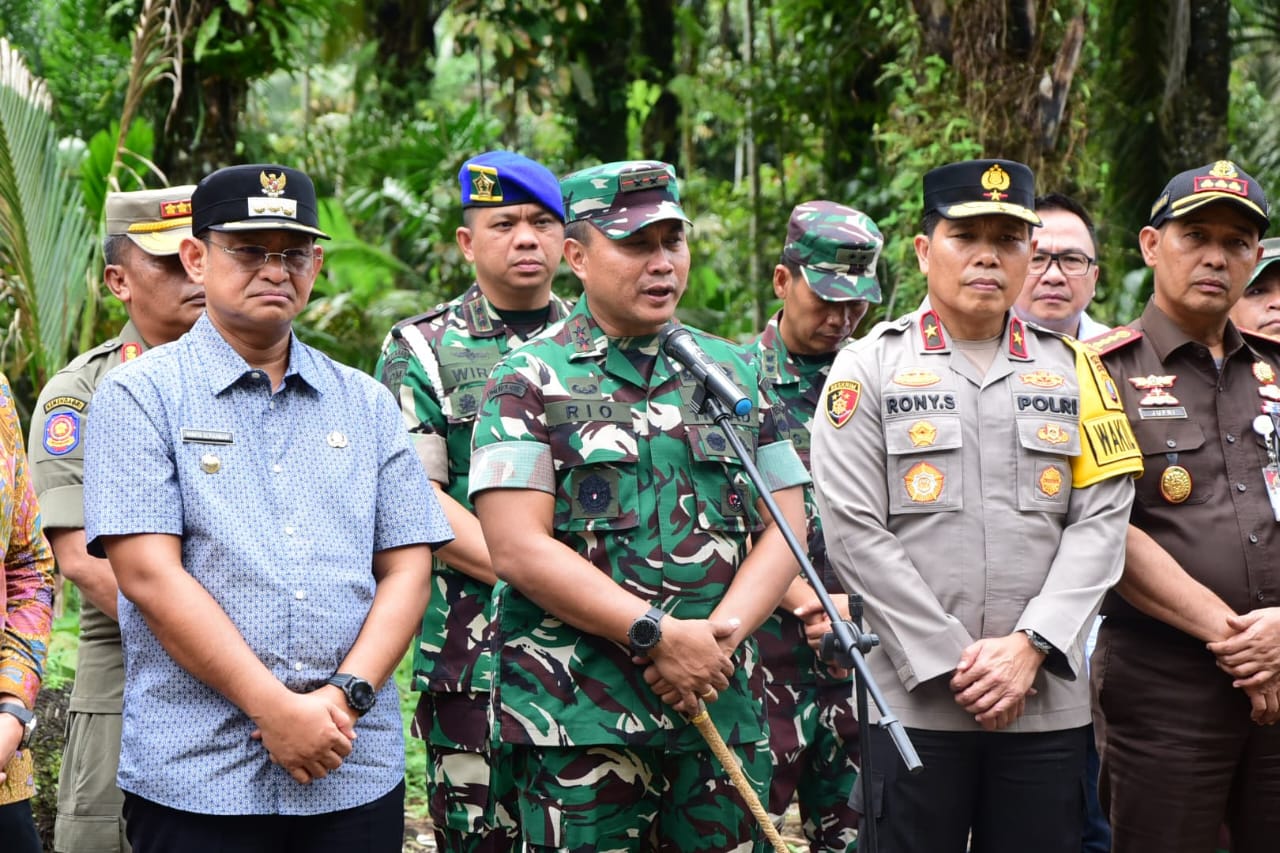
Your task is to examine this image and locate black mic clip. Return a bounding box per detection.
[819,620,879,670]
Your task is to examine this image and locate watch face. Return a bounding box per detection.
[349,679,376,711]
[630,618,659,649]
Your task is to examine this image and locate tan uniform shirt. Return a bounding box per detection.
[812,303,1135,732]
[28,320,149,712]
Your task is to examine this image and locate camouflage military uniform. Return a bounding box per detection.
[751,312,861,851]
[468,298,810,851]
[374,282,570,848]
[28,322,150,853]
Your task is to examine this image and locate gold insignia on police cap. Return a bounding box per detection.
[893,368,941,388]
[327,430,348,448]
[160,199,192,219]
[908,420,938,448]
[1160,465,1192,503]
[1038,465,1064,498]
[1254,362,1276,384]
[981,164,1011,201]
[904,461,944,503]
[1037,423,1071,445]
[1193,161,1248,198]
[825,380,862,429]
[260,171,288,198]
[200,453,221,474]
[1019,370,1065,389]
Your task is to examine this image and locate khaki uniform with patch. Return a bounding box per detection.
[29,321,150,853]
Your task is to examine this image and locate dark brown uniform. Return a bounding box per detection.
[1091,300,1280,853]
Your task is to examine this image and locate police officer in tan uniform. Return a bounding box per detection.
[28,187,203,853]
[811,158,1141,853]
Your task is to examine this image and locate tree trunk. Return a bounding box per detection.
[564,0,632,163]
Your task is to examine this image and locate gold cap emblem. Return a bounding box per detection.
[260,171,288,198]
[981,164,1011,201]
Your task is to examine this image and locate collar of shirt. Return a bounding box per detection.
[1138,299,1253,365]
[188,313,329,397]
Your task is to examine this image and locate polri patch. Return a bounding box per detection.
[825,380,862,428]
[44,411,80,456]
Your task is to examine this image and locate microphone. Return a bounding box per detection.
[658,324,753,417]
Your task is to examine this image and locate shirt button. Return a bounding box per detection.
[293,661,304,671]
[269,401,276,410]
[294,589,306,600]
[1166,439,1176,448]
[1226,433,1237,443]
[272,464,283,473]
[1250,533,1260,544]
[251,371,262,380]
[1259,592,1267,602]
[1237,483,1248,492]
[285,525,296,535]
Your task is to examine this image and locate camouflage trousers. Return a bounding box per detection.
[412,691,519,853]
[765,680,861,852]
[511,739,773,852]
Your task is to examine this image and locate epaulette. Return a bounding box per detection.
[866,315,912,341]
[1241,327,1280,350]
[61,337,124,371]
[1021,318,1068,340]
[390,303,450,338]
[1083,326,1142,356]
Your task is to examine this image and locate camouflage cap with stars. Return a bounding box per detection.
[459,150,565,222]
[1149,159,1270,236]
[105,185,197,256]
[781,200,884,303]
[923,158,1041,226]
[560,160,691,239]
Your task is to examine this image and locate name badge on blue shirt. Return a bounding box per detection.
[181,428,234,445]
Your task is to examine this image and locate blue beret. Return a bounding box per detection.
[459,151,565,223]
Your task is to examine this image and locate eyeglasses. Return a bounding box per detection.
[1028,250,1094,277]
[206,240,316,275]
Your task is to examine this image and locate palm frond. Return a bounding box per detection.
[0,38,96,390]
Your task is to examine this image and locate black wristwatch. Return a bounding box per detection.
[326,673,376,716]
[1022,628,1053,656]
[628,606,666,657]
[0,702,36,749]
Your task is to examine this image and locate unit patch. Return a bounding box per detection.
[825,380,862,428]
[43,411,80,456]
[1038,466,1064,498]
[903,461,944,503]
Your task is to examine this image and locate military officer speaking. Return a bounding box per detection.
[375,150,570,853]
[469,160,809,851]
[29,186,202,853]
[811,158,1141,853]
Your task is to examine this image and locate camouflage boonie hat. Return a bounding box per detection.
[782,201,884,303]
[560,160,691,239]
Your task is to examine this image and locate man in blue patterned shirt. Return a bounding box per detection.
[83,164,453,853]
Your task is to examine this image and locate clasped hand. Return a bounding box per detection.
[950,634,1042,732]
[251,686,357,784]
[1206,607,1280,724]
[640,616,738,715]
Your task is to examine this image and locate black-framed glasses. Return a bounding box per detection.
[206,240,316,275]
[1028,250,1094,276]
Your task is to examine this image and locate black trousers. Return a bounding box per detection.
[122,779,404,853]
[859,724,1087,853]
[0,798,41,853]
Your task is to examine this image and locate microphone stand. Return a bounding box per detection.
[693,385,921,853]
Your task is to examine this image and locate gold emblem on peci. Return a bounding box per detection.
[1160,465,1192,504]
[981,164,1011,201]
[260,171,288,198]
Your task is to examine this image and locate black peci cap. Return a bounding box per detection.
[192,164,330,239]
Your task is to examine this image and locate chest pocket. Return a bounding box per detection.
[1013,416,1080,513]
[883,411,963,515]
[686,423,763,533]
[1132,419,1213,507]
[550,416,640,533]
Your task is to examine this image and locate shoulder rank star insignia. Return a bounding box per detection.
[121,342,142,362]
[260,171,287,198]
[1019,370,1065,389]
[825,380,862,428]
[919,310,947,351]
[1008,317,1028,359]
[1128,374,1179,406]
[1254,361,1276,384]
[903,461,944,503]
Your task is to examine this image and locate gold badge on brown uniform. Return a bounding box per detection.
[825,381,862,428]
[1160,465,1192,503]
[1128,374,1179,406]
[1254,362,1276,384]
[1038,466,1064,498]
[903,461,944,503]
[908,420,938,447]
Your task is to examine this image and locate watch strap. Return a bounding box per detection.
[1022,628,1053,656]
[0,702,35,748]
